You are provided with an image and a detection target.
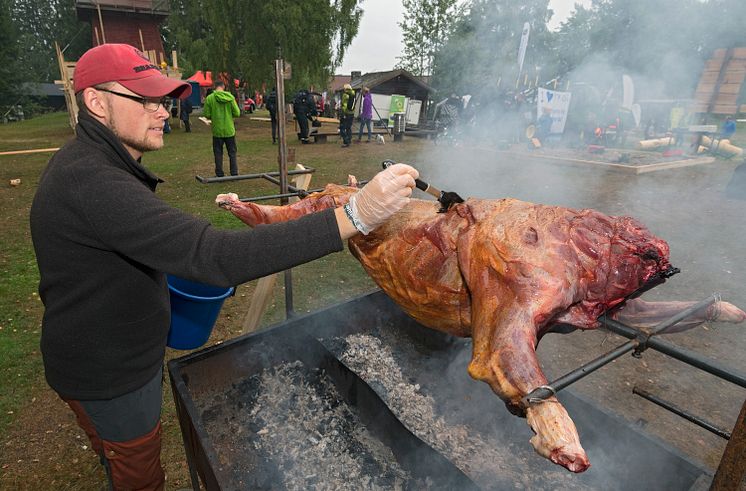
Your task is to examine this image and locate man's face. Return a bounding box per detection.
[98,83,169,159]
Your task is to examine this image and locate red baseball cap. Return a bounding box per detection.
[73,44,192,99]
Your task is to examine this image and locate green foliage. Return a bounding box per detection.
[10,0,90,83]
[0,0,24,110]
[430,0,746,101]
[431,0,553,96]
[1,0,88,116]
[165,0,362,99]
[396,0,462,77]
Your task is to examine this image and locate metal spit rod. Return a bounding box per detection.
[598,316,746,389]
[195,167,315,184]
[238,180,371,203]
[632,386,732,440]
[523,296,719,405]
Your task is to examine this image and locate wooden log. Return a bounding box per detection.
[0,147,59,156]
[636,137,676,150]
[714,140,744,157]
[699,136,743,157]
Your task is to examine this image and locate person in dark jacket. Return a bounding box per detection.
[293,88,317,143]
[179,97,193,132]
[29,43,419,491]
[265,88,278,143]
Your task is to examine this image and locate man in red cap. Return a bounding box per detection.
[30,43,419,490]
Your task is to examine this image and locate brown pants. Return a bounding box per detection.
[61,369,165,491]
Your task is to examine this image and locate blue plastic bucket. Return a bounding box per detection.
[166,275,234,350]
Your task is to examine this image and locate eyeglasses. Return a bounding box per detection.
[97,88,172,112]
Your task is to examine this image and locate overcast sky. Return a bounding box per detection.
[338,0,592,75]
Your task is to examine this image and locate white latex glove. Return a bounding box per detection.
[345,163,418,234]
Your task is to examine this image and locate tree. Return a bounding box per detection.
[165,0,363,98]
[396,0,461,77]
[10,0,90,83]
[431,0,553,96]
[0,0,24,112]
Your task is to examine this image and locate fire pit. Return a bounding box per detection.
[169,291,711,490]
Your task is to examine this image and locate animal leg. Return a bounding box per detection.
[612,298,746,333]
[467,288,590,473]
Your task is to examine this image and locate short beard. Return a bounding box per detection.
[113,126,162,154]
[106,100,162,155]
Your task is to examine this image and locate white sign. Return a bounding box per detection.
[537,87,572,134]
[517,22,530,73]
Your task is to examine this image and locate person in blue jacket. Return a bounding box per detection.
[721,116,737,140]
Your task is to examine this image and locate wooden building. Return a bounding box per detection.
[342,69,434,125]
[75,0,170,65]
[692,47,746,115]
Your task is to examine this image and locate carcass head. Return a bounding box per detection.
[604,216,672,309]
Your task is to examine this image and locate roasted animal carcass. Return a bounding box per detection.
[216,185,745,473]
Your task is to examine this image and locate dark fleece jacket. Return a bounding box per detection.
[30,112,342,400]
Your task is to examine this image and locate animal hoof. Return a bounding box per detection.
[550,448,591,473]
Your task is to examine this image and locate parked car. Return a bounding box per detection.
[244,97,256,113]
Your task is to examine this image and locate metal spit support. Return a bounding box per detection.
[632,386,732,440]
[522,295,730,406]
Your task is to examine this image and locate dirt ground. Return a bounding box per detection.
[2,131,744,489]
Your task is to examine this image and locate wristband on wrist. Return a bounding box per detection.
[343,202,366,234]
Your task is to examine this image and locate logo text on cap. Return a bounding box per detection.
[134,64,160,73]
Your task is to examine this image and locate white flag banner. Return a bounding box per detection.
[517,22,530,73]
[537,87,572,134]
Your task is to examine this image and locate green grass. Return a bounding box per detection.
[0,109,428,488]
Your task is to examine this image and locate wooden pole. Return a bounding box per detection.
[172,50,179,70]
[710,398,746,490]
[94,26,100,46]
[139,29,145,52]
[55,41,78,130]
[96,2,106,43]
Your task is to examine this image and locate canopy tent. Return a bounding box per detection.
[187,71,239,88]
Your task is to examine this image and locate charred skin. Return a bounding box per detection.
[216,184,743,474]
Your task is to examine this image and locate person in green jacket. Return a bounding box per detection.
[203,80,241,176]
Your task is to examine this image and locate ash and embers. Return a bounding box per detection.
[333,333,589,490]
[199,360,434,490]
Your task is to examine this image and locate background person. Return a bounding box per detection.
[721,115,737,141]
[340,83,356,147]
[266,88,278,144]
[357,87,373,143]
[29,43,418,491]
[536,106,553,145]
[203,80,240,176]
[180,97,193,132]
[293,88,317,144]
